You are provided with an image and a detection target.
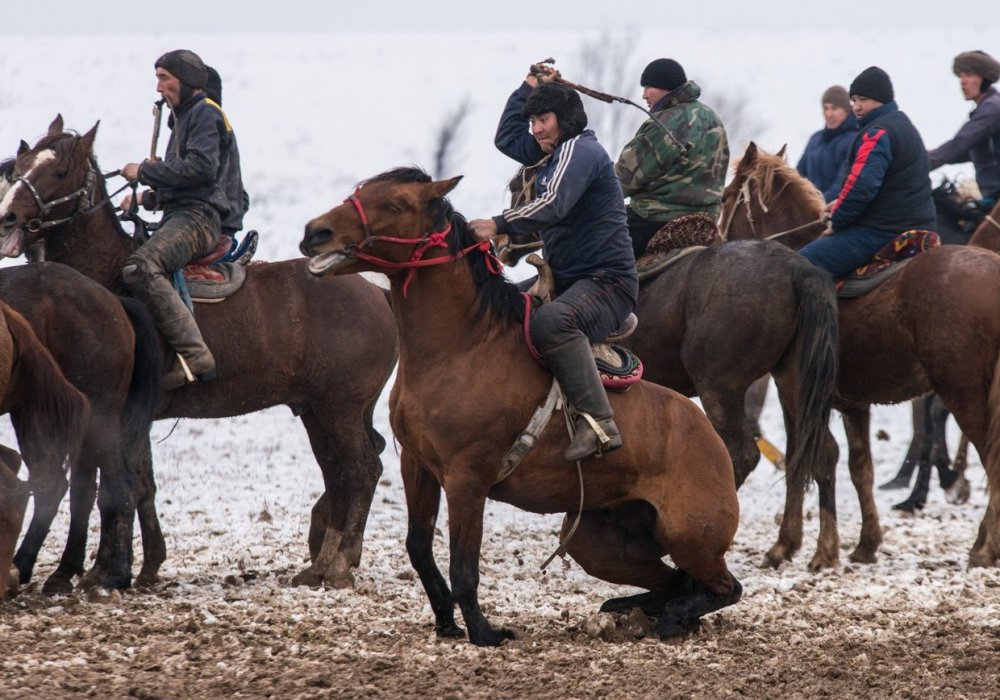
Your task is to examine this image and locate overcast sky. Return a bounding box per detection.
[7,0,997,34]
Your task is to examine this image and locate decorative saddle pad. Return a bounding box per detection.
[520,293,643,390]
[836,230,940,298]
[636,212,720,280]
[180,231,259,302]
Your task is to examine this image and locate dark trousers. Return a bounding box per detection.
[799,225,898,279]
[530,273,638,353]
[627,209,666,259]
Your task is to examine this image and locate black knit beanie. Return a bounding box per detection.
[640,58,686,91]
[205,66,223,105]
[849,66,894,103]
[155,49,208,90]
[522,83,588,141]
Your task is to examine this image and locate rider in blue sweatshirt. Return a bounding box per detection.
[470,74,638,462]
[800,67,935,278]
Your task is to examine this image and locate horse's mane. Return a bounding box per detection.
[361,167,523,328]
[736,149,825,212]
[0,158,13,181]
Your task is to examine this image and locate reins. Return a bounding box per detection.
[16,164,129,232]
[344,193,503,296]
[719,174,824,242]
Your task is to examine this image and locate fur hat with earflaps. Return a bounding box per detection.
[953,51,1000,84]
[522,82,588,142]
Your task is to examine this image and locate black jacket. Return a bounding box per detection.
[138,93,240,221]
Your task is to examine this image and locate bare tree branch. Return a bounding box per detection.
[432,96,473,179]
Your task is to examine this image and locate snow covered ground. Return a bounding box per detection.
[1,28,999,697]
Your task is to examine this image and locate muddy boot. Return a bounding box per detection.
[541,337,622,461]
[143,288,217,391]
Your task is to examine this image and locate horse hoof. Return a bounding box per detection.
[806,553,838,572]
[946,478,971,505]
[847,548,878,565]
[435,622,466,639]
[41,575,75,596]
[878,475,912,491]
[470,626,517,647]
[759,549,787,570]
[653,614,700,640]
[291,569,324,588]
[938,468,959,490]
[324,571,356,590]
[892,499,924,513]
[134,572,160,590]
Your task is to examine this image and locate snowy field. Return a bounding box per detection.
[1,28,999,698]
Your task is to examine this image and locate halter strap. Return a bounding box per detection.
[17,164,129,232]
[345,191,503,296]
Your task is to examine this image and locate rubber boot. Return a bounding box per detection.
[145,288,217,390]
[541,337,622,461]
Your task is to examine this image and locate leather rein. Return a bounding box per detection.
[11,160,128,232]
[343,193,503,296]
[719,175,824,242]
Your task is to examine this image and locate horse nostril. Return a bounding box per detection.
[301,225,333,256]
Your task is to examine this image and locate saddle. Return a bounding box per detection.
[179,230,259,302]
[521,254,642,391]
[836,230,940,298]
[636,212,720,281]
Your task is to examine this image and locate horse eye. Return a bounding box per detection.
[379,202,402,213]
[55,171,69,179]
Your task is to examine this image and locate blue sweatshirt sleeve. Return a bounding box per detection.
[831,128,892,230]
[494,82,546,166]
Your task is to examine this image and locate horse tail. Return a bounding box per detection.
[786,260,839,494]
[5,305,90,478]
[118,297,164,458]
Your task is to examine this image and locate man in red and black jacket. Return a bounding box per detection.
[800,66,936,279]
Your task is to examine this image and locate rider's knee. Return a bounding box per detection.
[121,257,151,291]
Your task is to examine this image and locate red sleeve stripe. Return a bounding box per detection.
[832,128,886,212]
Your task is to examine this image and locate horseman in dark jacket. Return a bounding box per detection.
[800,66,936,278]
[469,70,638,462]
[796,85,859,203]
[928,50,1000,204]
[120,49,244,389]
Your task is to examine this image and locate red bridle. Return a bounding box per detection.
[343,193,502,296]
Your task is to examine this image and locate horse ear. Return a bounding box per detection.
[79,122,100,153]
[48,114,64,137]
[17,140,29,156]
[742,142,759,166]
[426,175,463,200]
[776,144,787,159]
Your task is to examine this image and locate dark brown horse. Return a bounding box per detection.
[0,116,398,588]
[721,143,1000,567]
[300,167,743,646]
[0,263,163,593]
[0,302,91,598]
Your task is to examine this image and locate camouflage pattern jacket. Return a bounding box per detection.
[615,81,729,222]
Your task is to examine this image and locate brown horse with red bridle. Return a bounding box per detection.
[301,167,743,645]
[721,143,1000,567]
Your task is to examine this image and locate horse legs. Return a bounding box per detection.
[880,397,926,490]
[744,375,785,470]
[0,449,29,599]
[133,438,166,588]
[401,450,463,638]
[11,465,69,587]
[291,406,382,588]
[40,446,96,594]
[947,434,972,505]
[840,405,882,563]
[444,476,513,647]
[894,396,937,513]
[698,390,759,488]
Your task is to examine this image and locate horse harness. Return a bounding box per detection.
[13,161,127,232]
[720,175,824,242]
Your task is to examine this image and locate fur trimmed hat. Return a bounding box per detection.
[522,82,588,141]
[849,66,894,104]
[155,49,208,90]
[640,58,687,91]
[953,50,1000,83]
[821,85,851,112]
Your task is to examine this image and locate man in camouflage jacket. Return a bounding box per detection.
[615,58,729,259]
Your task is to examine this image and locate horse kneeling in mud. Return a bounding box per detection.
[301,167,742,646]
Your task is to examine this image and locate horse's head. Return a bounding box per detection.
[301,167,462,277]
[0,115,98,258]
[719,142,824,249]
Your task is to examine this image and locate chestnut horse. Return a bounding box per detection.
[300,167,743,646]
[720,144,1000,567]
[0,301,91,599]
[0,116,398,589]
[0,264,163,593]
